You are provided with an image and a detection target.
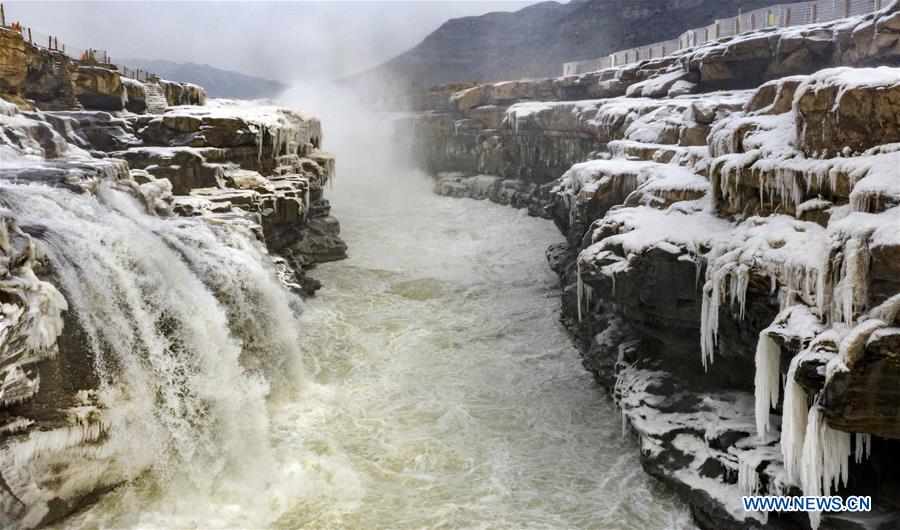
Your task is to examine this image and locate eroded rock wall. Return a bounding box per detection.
[403,3,899,209]
[0,79,343,526]
[0,27,205,113]
[406,4,900,528]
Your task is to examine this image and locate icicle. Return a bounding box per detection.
[738,451,762,495]
[585,282,594,314]
[816,244,840,322]
[837,238,868,325]
[254,124,264,163]
[754,330,781,440]
[730,264,749,319]
[854,433,871,464]
[780,352,809,484]
[699,279,716,370]
[799,400,852,530]
[699,248,752,370]
[6,422,106,464]
[304,182,311,215]
[576,261,584,323]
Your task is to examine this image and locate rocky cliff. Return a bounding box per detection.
[115,58,286,100]
[0,29,344,528]
[403,4,900,529]
[0,28,204,113]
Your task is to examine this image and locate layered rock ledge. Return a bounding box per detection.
[0,40,343,526]
[402,4,900,529]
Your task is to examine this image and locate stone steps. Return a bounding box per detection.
[143,83,168,114]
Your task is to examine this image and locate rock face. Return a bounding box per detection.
[794,67,900,157]
[0,27,204,113]
[404,4,900,211]
[0,28,29,102]
[405,4,900,529]
[71,65,126,110]
[0,63,343,526]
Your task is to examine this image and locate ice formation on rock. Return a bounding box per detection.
[422,32,900,527]
[0,77,340,526]
[753,329,781,439]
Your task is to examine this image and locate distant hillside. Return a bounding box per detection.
[118,58,286,100]
[358,0,776,87]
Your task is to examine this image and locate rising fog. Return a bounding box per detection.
[5,0,538,81]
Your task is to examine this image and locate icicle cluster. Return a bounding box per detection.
[0,214,68,408]
[753,329,781,439]
[699,249,749,369]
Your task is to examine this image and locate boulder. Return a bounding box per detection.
[821,326,900,440]
[449,84,489,111]
[744,76,803,115]
[71,65,125,111]
[462,105,507,129]
[795,66,900,157]
[122,78,147,113]
[114,146,224,193]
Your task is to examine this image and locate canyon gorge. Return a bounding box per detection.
[0,1,899,529]
[400,2,900,528]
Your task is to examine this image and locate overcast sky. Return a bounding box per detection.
[5,1,541,81]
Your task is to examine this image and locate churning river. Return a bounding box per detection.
[58,92,693,529]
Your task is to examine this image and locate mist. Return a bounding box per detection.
[4,0,539,81]
[275,78,429,220]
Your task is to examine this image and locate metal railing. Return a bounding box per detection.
[563,0,887,75]
[1,3,157,83]
[116,66,159,83]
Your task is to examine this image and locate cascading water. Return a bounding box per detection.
[12,82,695,528]
[0,179,309,526]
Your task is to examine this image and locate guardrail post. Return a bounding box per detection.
[785,8,791,25]
[843,0,849,17]
[811,4,817,22]
[736,8,742,33]
[751,14,756,29]
[1,4,5,27]
[27,28,31,42]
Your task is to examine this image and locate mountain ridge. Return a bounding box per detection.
[118,58,286,100]
[356,0,778,88]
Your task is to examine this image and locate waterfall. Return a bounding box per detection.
[0,179,307,505]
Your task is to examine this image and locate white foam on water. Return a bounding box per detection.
[44,82,692,529]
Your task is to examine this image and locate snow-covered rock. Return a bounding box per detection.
[410,47,900,528]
